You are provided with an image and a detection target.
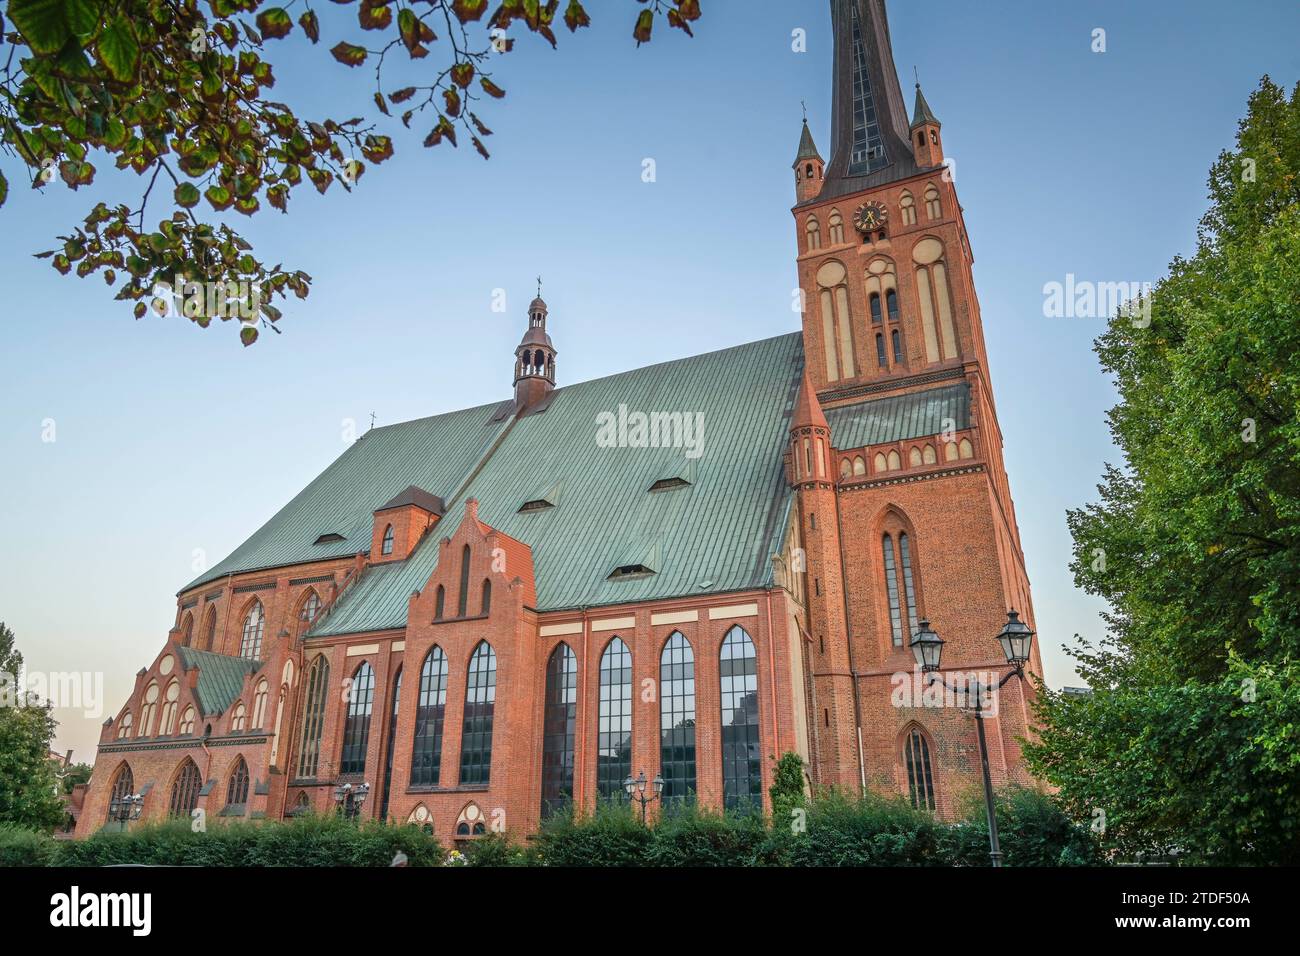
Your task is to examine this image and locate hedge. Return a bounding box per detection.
[0,787,1102,867]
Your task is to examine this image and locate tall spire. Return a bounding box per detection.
[910,81,940,129]
[820,0,918,201]
[793,119,822,167]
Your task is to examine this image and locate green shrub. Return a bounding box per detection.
[533,800,652,867]
[769,751,808,824]
[645,802,775,867]
[0,824,60,866]
[942,786,1106,867]
[56,814,444,867]
[773,790,944,866]
[464,830,529,867]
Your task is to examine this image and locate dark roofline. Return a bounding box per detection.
[376,485,446,516]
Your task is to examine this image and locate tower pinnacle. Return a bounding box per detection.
[514,289,556,412]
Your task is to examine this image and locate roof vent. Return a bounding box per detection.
[519,480,563,514]
[649,477,690,492]
[313,533,346,545]
[519,499,554,513]
[608,564,655,580]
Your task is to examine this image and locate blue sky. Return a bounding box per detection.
[3,0,1298,759]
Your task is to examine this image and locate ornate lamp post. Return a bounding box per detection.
[334,781,370,822]
[909,611,1035,867]
[623,770,664,823]
[108,792,144,828]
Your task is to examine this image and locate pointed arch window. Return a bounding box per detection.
[720,626,761,810]
[379,667,402,821]
[178,706,195,736]
[239,600,264,659]
[892,329,903,364]
[106,764,134,822]
[251,679,269,729]
[459,642,497,786]
[899,532,920,636]
[434,585,445,620]
[169,759,202,818]
[202,606,217,651]
[340,661,375,775]
[597,637,633,800]
[381,524,395,556]
[913,237,958,363]
[870,292,883,325]
[481,579,492,615]
[116,711,133,740]
[660,633,696,805]
[299,590,322,633]
[411,646,448,787]
[876,333,887,368]
[853,456,866,476]
[297,655,331,778]
[225,757,250,810]
[458,545,471,618]
[159,681,180,735]
[905,728,936,811]
[181,613,193,647]
[882,534,904,646]
[231,701,246,732]
[541,644,577,818]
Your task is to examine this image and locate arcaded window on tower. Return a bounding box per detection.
[924,184,942,220]
[340,661,375,775]
[913,238,959,364]
[660,633,697,806]
[411,646,448,787]
[905,728,937,812]
[239,599,264,660]
[169,759,202,818]
[720,626,761,811]
[816,260,856,382]
[541,643,577,819]
[805,217,821,252]
[900,191,917,226]
[459,642,497,786]
[828,209,846,245]
[297,655,331,778]
[597,637,633,801]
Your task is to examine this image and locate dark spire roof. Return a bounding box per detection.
[813,0,920,205]
[910,82,940,129]
[792,119,823,168]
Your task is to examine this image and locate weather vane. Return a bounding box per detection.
[537,275,543,298]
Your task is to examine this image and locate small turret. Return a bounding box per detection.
[514,284,556,412]
[910,82,943,168]
[793,119,825,203]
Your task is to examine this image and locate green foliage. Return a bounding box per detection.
[0,622,67,832]
[60,761,93,794]
[768,750,807,823]
[532,800,653,867]
[1026,76,1300,865]
[941,786,1106,867]
[463,829,530,867]
[0,0,706,342]
[0,823,60,866]
[56,814,444,867]
[771,791,944,867]
[644,802,774,866]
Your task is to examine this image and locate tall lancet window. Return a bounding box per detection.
[848,2,887,174]
[816,260,856,382]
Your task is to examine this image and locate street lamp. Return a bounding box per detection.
[334,781,370,821]
[108,793,144,828]
[623,770,664,823]
[908,610,1035,867]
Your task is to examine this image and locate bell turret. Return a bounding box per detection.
[514,285,556,411]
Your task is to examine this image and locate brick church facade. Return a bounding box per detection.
[77,0,1042,840]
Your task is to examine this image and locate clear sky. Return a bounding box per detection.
[2,1,1298,761]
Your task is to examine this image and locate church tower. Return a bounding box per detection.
[514,290,556,412]
[792,0,1042,814]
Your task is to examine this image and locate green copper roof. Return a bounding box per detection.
[910,83,941,130]
[176,647,262,716]
[823,383,970,449]
[184,401,510,592]
[312,333,805,636]
[793,120,822,166]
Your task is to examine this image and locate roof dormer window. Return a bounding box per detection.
[608,564,655,580]
[381,524,395,556]
[313,532,345,545]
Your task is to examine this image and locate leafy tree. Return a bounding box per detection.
[60,761,93,794]
[1025,77,1300,865]
[0,620,22,688]
[1,0,704,343]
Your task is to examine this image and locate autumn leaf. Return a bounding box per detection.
[331,42,368,67]
[256,7,294,41]
[300,10,320,44]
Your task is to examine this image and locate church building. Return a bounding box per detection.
[77,0,1042,840]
